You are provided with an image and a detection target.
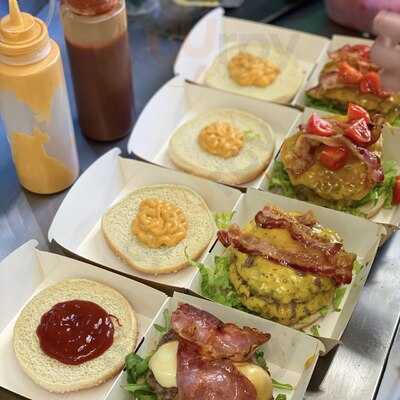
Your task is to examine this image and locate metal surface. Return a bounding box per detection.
[0,1,398,400]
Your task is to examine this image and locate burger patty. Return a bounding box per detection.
[227,222,339,326]
[146,331,180,400]
[281,133,382,202]
[229,260,335,326]
[147,371,178,400]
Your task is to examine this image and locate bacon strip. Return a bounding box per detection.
[255,205,342,257]
[219,225,354,285]
[177,339,257,400]
[171,304,270,362]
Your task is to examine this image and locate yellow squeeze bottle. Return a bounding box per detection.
[0,0,79,194]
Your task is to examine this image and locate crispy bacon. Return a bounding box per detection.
[171,304,270,362]
[298,127,384,183]
[177,339,257,400]
[255,205,342,257]
[219,225,354,285]
[339,136,384,183]
[295,210,318,226]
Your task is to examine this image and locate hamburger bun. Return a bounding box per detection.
[102,184,216,274]
[13,278,137,393]
[204,42,307,104]
[168,108,275,186]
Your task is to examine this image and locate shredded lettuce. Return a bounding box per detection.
[154,309,171,334]
[214,211,235,229]
[333,287,347,312]
[310,324,321,337]
[354,160,397,209]
[319,306,330,317]
[305,94,346,115]
[267,161,296,198]
[272,379,294,391]
[275,395,287,400]
[353,259,364,276]
[124,354,155,399]
[254,350,268,370]
[268,160,398,216]
[187,253,244,309]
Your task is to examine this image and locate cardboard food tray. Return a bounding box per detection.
[174,8,330,105]
[261,107,400,228]
[294,35,374,109]
[188,189,384,352]
[0,240,168,400]
[105,292,324,400]
[127,75,302,189]
[48,148,242,292]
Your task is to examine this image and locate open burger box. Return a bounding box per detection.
[106,292,324,400]
[173,7,330,105]
[188,189,384,352]
[293,35,374,109]
[0,241,323,400]
[48,148,242,293]
[127,75,302,189]
[0,240,168,400]
[260,107,400,228]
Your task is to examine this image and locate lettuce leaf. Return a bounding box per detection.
[268,160,398,215]
[187,254,244,310]
[355,160,397,209]
[305,94,346,115]
[214,212,235,229]
[267,161,296,198]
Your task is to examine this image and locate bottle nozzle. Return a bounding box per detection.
[8,0,24,29]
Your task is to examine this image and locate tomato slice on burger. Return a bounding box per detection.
[347,103,370,123]
[306,114,335,136]
[393,177,400,205]
[345,118,372,145]
[319,145,349,171]
[338,62,363,84]
[359,72,382,95]
[351,44,370,60]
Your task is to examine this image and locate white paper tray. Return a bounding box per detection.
[48,148,242,291]
[261,107,400,227]
[174,8,330,105]
[188,189,384,352]
[294,35,374,109]
[106,292,324,400]
[0,240,168,400]
[127,75,301,189]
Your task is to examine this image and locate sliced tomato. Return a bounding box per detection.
[319,145,349,171]
[347,103,370,123]
[359,72,382,95]
[338,62,363,84]
[351,44,370,60]
[393,177,400,205]
[306,114,335,137]
[345,118,371,145]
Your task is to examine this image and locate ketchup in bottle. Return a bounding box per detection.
[61,0,135,141]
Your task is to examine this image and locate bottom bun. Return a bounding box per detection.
[13,279,137,393]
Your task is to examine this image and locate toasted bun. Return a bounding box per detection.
[168,108,275,186]
[102,184,216,274]
[204,42,307,104]
[13,279,137,393]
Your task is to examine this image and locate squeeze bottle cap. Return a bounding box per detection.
[0,0,49,57]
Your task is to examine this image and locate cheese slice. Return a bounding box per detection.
[148,341,273,399]
[235,363,273,400]
[149,341,179,388]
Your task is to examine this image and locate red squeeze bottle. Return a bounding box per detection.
[61,0,135,141]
